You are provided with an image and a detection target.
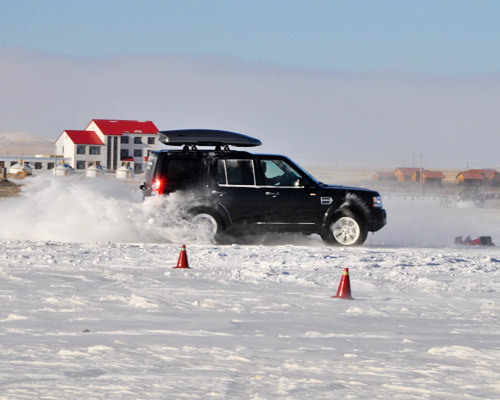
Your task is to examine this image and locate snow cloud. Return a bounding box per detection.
[0,175,217,243]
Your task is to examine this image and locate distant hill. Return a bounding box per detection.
[0,132,54,156]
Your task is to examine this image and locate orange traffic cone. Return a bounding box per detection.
[173,244,191,269]
[333,268,353,299]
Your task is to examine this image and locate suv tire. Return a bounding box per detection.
[322,210,367,246]
[190,211,225,244]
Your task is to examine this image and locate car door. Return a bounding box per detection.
[212,158,265,224]
[256,158,322,226]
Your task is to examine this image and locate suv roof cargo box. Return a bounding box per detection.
[159,129,262,147]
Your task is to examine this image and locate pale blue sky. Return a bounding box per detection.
[1,0,500,74]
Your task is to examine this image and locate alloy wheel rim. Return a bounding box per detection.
[192,213,218,238]
[332,216,360,245]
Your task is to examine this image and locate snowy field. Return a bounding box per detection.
[1,175,499,399]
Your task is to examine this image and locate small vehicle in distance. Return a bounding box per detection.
[141,129,386,246]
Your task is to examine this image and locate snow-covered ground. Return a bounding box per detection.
[1,175,499,399]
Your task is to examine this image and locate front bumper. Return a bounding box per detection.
[369,208,387,232]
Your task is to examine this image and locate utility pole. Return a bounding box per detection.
[420,155,423,185]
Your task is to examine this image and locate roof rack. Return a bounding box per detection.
[159,129,262,148]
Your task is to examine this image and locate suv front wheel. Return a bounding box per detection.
[322,211,367,246]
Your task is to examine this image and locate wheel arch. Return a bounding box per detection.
[322,193,370,230]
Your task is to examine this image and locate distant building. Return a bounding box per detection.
[456,170,489,186]
[55,130,105,171]
[55,119,161,173]
[372,172,397,182]
[489,171,500,186]
[0,155,66,174]
[412,170,445,185]
[394,168,419,183]
[455,169,500,186]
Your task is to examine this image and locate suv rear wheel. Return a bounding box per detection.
[190,211,224,243]
[322,211,367,246]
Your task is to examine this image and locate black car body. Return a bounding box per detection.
[141,130,386,245]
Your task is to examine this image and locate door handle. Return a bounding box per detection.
[265,191,280,197]
[211,190,225,197]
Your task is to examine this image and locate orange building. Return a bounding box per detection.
[394,168,419,182]
[372,172,397,182]
[412,170,445,184]
[456,170,488,185]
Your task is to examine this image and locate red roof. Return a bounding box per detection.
[64,130,104,145]
[88,119,158,136]
[469,169,496,178]
[459,171,485,180]
[422,170,445,179]
[395,168,419,176]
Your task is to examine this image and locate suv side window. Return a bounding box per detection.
[217,159,256,186]
[164,158,203,191]
[259,159,302,187]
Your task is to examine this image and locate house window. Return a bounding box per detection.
[121,149,129,158]
[121,136,129,144]
[10,161,16,166]
[76,161,86,169]
[89,146,100,155]
[35,162,43,170]
[77,145,86,154]
[47,163,55,170]
[134,137,142,144]
[134,163,143,174]
[134,149,143,157]
[148,137,155,145]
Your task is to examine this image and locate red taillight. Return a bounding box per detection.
[152,178,164,195]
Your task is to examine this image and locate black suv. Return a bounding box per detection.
[141,129,386,246]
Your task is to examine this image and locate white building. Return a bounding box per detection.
[55,119,161,173]
[55,130,105,171]
[0,155,66,174]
